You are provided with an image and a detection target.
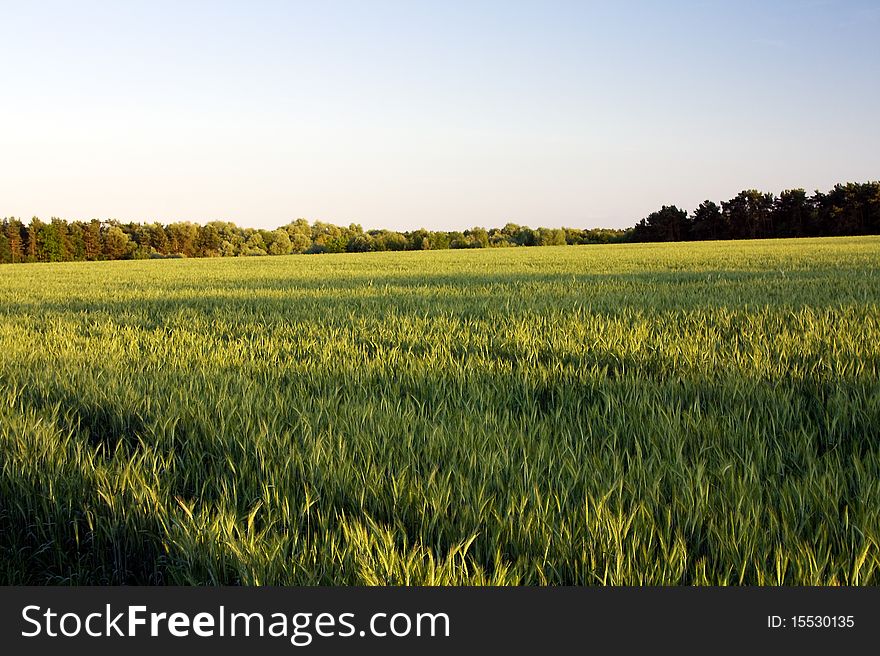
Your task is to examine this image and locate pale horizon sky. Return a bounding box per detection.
[2,0,879,231]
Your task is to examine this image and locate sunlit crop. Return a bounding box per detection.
[1,236,878,584]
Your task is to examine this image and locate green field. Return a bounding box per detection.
[1,236,879,584]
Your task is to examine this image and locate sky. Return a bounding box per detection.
[1,0,878,232]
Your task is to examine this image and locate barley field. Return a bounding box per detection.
[1,236,879,584]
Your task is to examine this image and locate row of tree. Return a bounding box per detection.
[1,181,878,264]
[631,182,880,242]
[0,217,627,263]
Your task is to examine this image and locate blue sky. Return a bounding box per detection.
[1,0,878,230]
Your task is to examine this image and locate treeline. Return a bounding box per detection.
[632,181,880,242]
[0,218,627,264]
[1,181,878,264]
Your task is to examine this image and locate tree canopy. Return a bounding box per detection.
[2,180,878,264]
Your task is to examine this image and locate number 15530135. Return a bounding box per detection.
[768,615,855,629]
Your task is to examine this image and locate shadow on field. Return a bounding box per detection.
[0,268,865,326]
[16,383,146,455]
[0,459,168,584]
